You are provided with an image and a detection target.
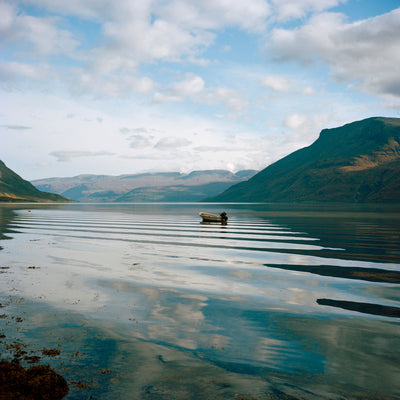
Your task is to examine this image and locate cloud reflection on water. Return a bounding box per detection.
[1,203,400,399]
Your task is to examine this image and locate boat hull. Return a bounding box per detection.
[199,212,227,224]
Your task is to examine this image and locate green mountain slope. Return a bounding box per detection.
[0,160,70,202]
[210,117,400,203]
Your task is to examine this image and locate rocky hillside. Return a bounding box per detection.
[209,117,400,203]
[0,161,69,202]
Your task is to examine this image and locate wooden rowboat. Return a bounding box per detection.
[199,212,228,224]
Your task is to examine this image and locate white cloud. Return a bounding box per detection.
[283,113,332,134]
[302,86,316,95]
[171,74,205,97]
[68,68,155,97]
[20,15,78,55]
[268,8,400,98]
[99,2,215,68]
[0,1,15,32]
[0,62,52,85]
[5,0,270,97]
[284,113,308,132]
[153,92,183,104]
[205,0,270,32]
[153,74,250,117]
[120,127,155,135]
[21,0,271,33]
[200,87,249,114]
[154,137,192,149]
[260,75,292,92]
[270,0,346,22]
[129,135,153,149]
[2,89,270,179]
[160,0,271,33]
[16,0,111,20]
[1,124,32,130]
[49,150,114,162]
[0,3,78,55]
[130,76,155,95]
[153,73,205,103]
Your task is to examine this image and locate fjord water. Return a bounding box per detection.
[1,203,399,399]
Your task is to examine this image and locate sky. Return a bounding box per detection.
[1,0,400,180]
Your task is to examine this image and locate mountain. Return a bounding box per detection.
[32,170,257,202]
[116,182,237,202]
[0,160,70,202]
[209,117,400,203]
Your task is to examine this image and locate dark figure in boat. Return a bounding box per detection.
[220,212,228,223]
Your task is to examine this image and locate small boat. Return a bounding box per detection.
[199,211,228,224]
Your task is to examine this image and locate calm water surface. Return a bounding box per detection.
[1,203,400,399]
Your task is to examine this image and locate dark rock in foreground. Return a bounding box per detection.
[0,360,69,400]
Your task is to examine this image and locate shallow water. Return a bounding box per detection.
[1,202,400,399]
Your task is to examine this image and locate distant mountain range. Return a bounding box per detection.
[32,170,257,202]
[0,160,69,202]
[4,117,400,204]
[210,117,400,203]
